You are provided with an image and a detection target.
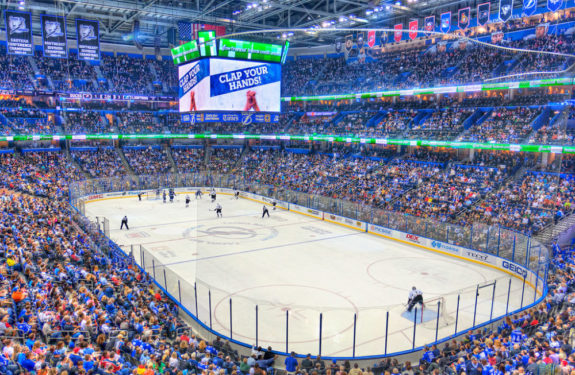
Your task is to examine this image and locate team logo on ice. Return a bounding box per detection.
[79,24,97,41]
[184,222,278,245]
[8,16,29,34]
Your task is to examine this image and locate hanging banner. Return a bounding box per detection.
[356,31,365,47]
[500,0,513,22]
[458,7,471,29]
[380,31,389,44]
[76,19,100,61]
[547,0,563,12]
[41,15,67,58]
[394,23,403,42]
[4,10,33,55]
[440,12,451,33]
[523,0,537,15]
[424,16,435,36]
[409,20,418,39]
[367,30,376,48]
[344,35,353,53]
[477,3,491,25]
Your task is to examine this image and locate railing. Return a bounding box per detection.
[69,173,550,359]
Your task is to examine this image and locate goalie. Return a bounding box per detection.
[407,286,424,312]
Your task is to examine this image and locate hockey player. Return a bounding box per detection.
[120,216,129,230]
[163,190,167,204]
[195,189,202,199]
[137,192,143,201]
[262,205,270,218]
[210,189,217,202]
[272,201,277,210]
[407,286,424,312]
[169,189,175,203]
[215,202,222,218]
[185,195,191,208]
[234,191,240,200]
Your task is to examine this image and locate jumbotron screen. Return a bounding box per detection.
[178,58,281,113]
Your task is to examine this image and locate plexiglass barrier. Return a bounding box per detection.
[70,173,549,358]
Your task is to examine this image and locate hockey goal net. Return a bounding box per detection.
[421,296,455,326]
[146,190,161,200]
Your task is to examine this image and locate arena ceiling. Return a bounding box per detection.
[2,0,533,47]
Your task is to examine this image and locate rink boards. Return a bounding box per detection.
[81,187,545,296]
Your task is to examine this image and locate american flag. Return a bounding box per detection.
[178,21,226,43]
[177,21,192,42]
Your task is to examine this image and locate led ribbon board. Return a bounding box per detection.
[171,40,200,65]
[218,38,284,63]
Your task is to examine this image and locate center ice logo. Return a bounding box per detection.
[45,21,64,38]
[184,222,278,245]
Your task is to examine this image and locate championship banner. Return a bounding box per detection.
[477,3,491,26]
[394,24,403,42]
[440,12,451,33]
[499,0,513,22]
[41,15,67,58]
[548,0,563,12]
[424,16,435,36]
[356,32,365,47]
[458,7,470,29]
[344,35,353,53]
[409,20,418,40]
[380,31,389,44]
[76,19,100,61]
[523,0,537,15]
[4,10,33,55]
[367,30,376,48]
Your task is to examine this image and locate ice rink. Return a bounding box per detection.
[86,192,536,357]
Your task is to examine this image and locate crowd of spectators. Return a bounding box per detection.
[117,112,157,134]
[1,108,57,135]
[458,107,539,143]
[281,34,574,96]
[208,148,243,174]
[409,109,473,141]
[123,146,173,175]
[99,55,153,95]
[34,52,98,92]
[172,147,206,173]
[0,47,36,91]
[0,144,574,374]
[462,171,575,233]
[64,111,107,134]
[72,148,128,178]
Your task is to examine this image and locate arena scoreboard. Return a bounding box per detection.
[171,31,288,65]
[173,32,288,123]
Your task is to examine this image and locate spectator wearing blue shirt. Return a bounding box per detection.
[285,352,298,375]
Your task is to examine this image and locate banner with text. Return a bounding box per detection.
[41,15,67,58]
[409,20,419,40]
[5,10,33,55]
[76,19,100,61]
[179,58,281,113]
